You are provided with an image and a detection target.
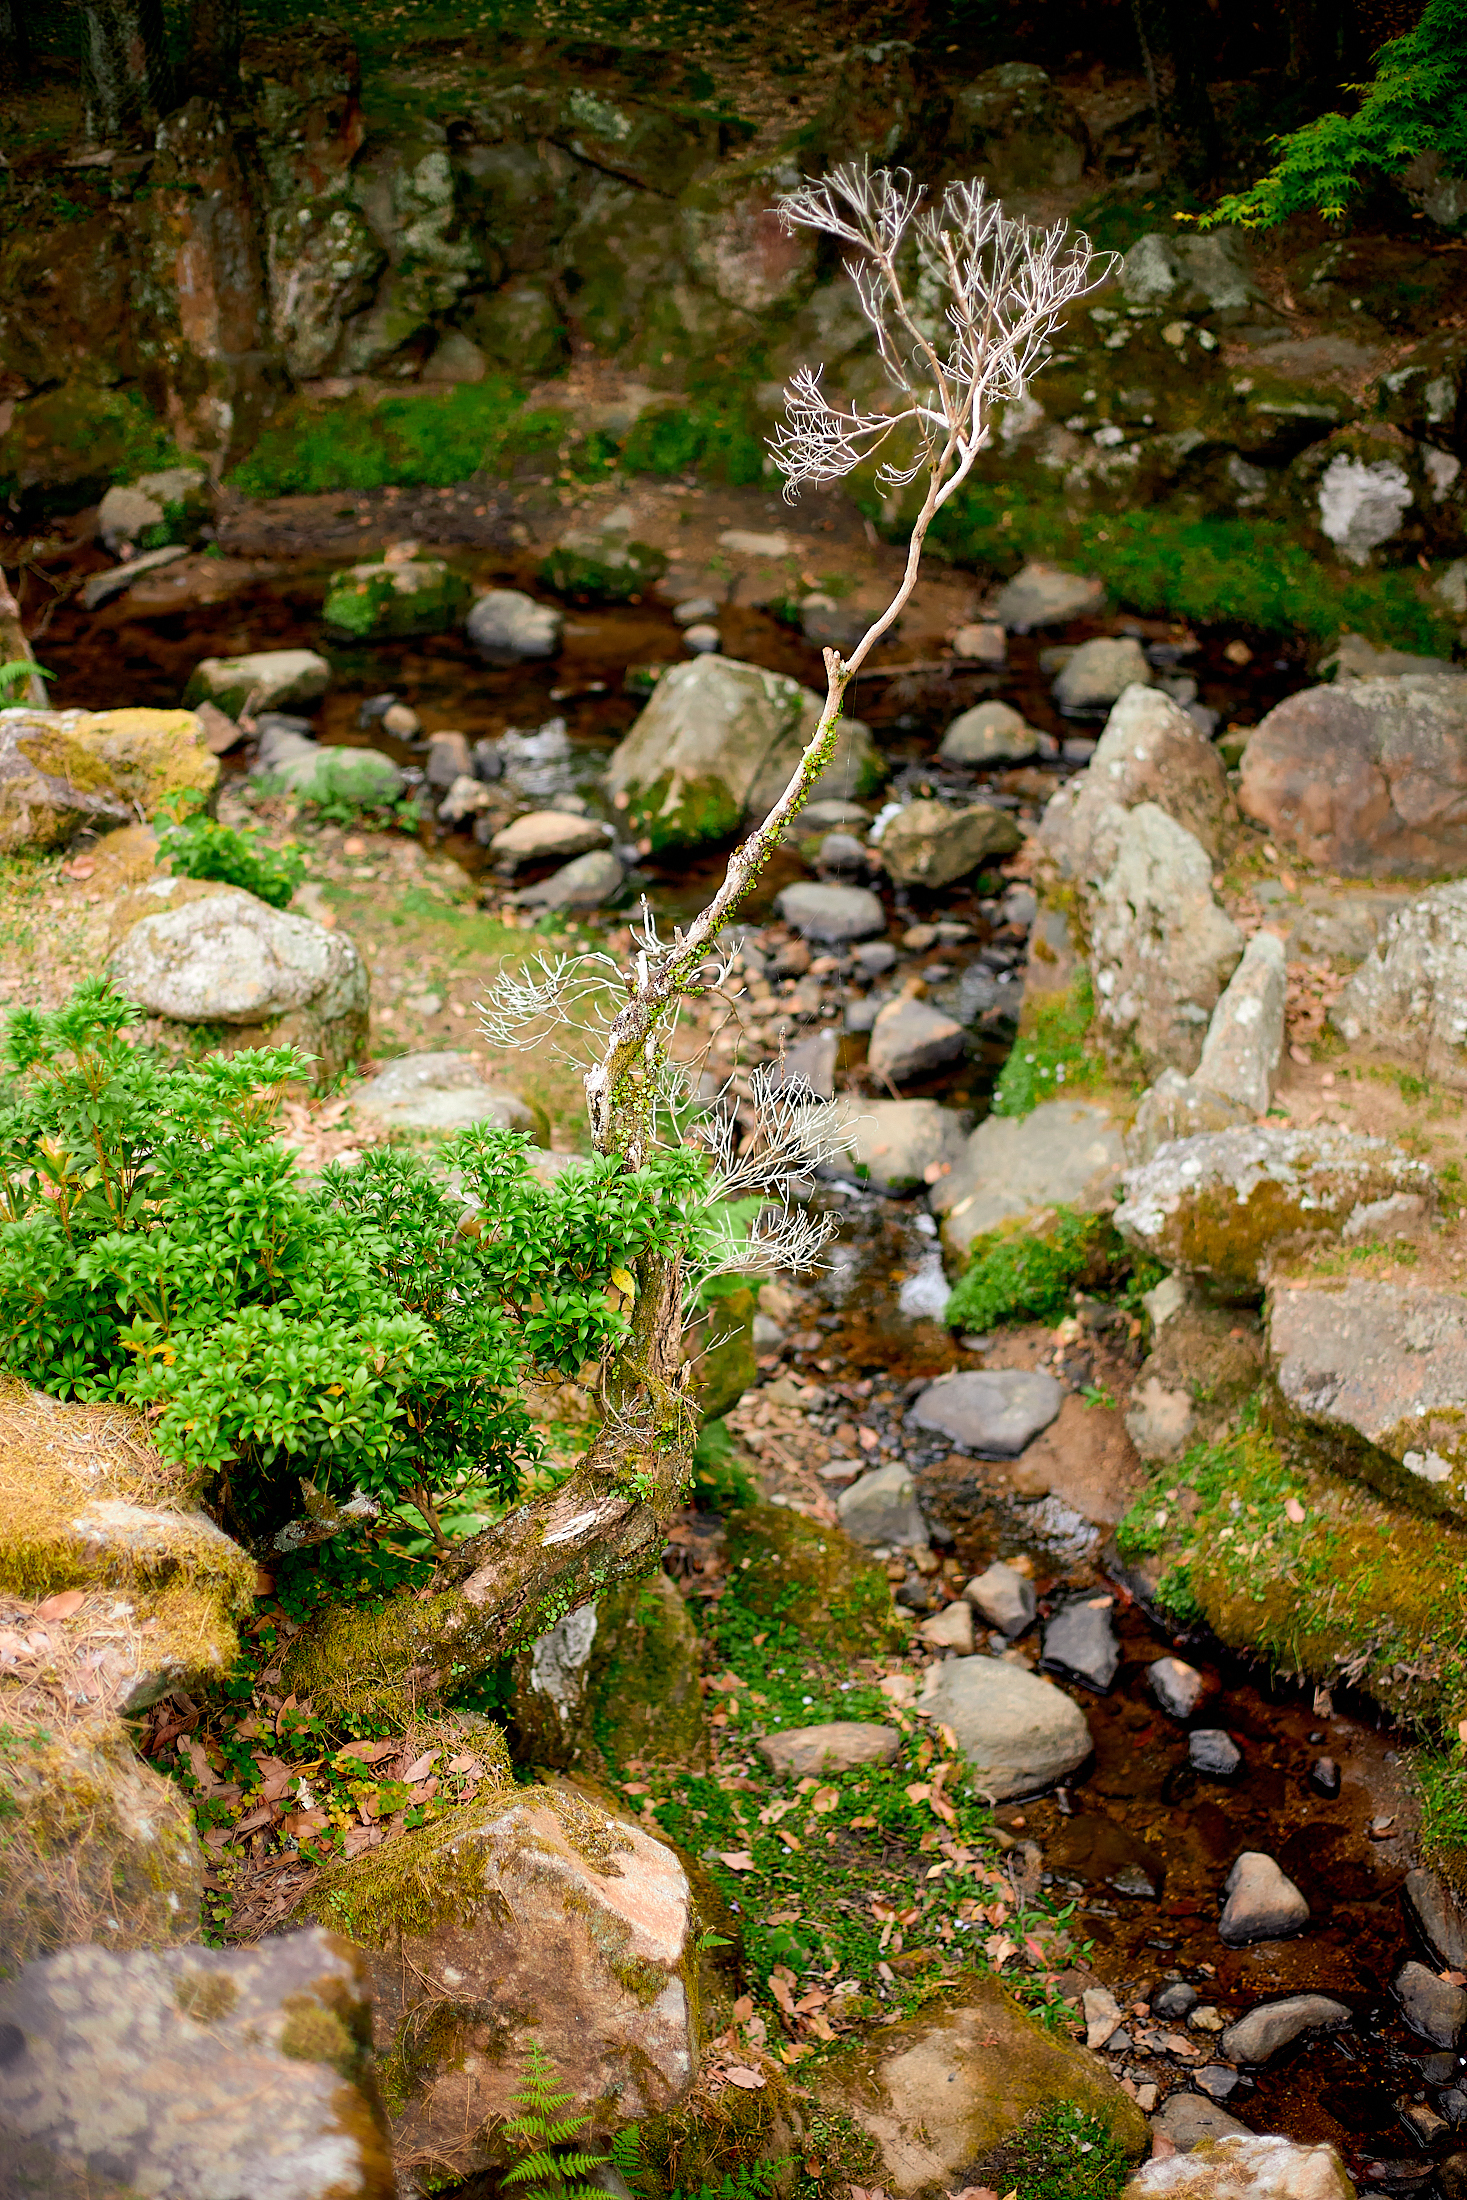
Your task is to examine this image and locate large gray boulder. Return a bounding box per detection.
[939,699,1037,766]
[1116,1124,1437,1298]
[1239,676,1467,875]
[837,1462,929,1550]
[1332,882,1467,1087]
[0,1931,389,2200]
[930,1099,1125,1265]
[824,1099,969,1195]
[1219,1995,1350,2066]
[110,884,369,1087]
[867,997,967,1082]
[0,705,219,855]
[776,880,887,943]
[916,1656,1092,1799]
[1191,932,1287,1114]
[1039,684,1236,881]
[253,726,405,807]
[489,811,612,867]
[350,1052,544,1139]
[1124,2135,1352,2197]
[1269,1276,1467,1519]
[992,562,1105,629]
[466,588,563,663]
[1126,1068,1254,1165]
[516,848,625,910]
[1088,803,1244,1077]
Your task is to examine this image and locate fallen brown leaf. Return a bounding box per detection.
[36,1590,85,1620]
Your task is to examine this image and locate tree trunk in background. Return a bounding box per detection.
[80,0,171,143]
[183,0,242,102]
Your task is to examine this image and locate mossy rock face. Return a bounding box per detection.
[722,1502,903,1658]
[299,1783,698,2173]
[322,557,471,639]
[539,528,669,604]
[687,1286,757,1422]
[0,706,219,856]
[0,1375,253,1706]
[0,1717,204,1972]
[510,1569,709,1776]
[810,1971,1148,2199]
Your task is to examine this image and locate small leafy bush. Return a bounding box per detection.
[157,795,307,912]
[945,1209,1117,1334]
[0,983,702,1544]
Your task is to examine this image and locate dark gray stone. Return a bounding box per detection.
[775,882,888,944]
[909,1369,1064,1457]
[1406,1869,1467,1971]
[1309,1756,1341,1797]
[1152,1980,1198,2020]
[1195,2065,1240,2100]
[1150,2093,1249,2151]
[1398,1959,1467,2047]
[1189,1729,1243,1778]
[963,1561,1037,1638]
[1041,1597,1120,1693]
[426,730,473,787]
[1148,1655,1211,1720]
[1221,1992,1350,2064]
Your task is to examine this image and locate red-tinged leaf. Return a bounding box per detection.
[718,1850,757,1873]
[335,1737,396,1764]
[768,1976,795,2014]
[399,1750,440,1785]
[36,1590,85,1621]
[724,2067,765,2090]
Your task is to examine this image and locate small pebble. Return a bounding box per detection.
[1189,2006,1225,2032]
[1195,2066,1239,2101]
[673,597,719,625]
[853,939,898,976]
[1188,1729,1242,1778]
[683,623,721,654]
[902,923,938,950]
[1308,1756,1341,1797]
[1152,1980,1199,2021]
[382,701,421,737]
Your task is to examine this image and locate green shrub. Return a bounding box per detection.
[990,975,1104,1120]
[945,1209,1117,1334]
[0,982,704,1545]
[156,795,307,912]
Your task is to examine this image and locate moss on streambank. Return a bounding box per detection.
[1117,1398,1467,1874]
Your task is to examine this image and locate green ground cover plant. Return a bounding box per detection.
[156,795,307,911]
[945,1209,1151,1335]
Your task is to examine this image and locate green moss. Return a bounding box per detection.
[946,1208,1137,1334]
[175,1971,239,2023]
[587,1570,709,1773]
[687,1286,757,1421]
[720,1503,901,1660]
[322,559,471,640]
[691,1419,758,1511]
[225,379,527,497]
[991,975,1105,1120]
[0,385,182,510]
[279,1996,358,2077]
[984,2099,1134,2200]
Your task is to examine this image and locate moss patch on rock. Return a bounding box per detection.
[687,1284,757,1422]
[721,1502,902,1659]
[945,1208,1145,1336]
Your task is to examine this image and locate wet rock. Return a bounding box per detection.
[1195,2066,1240,2100]
[185,648,330,720]
[98,465,211,555]
[1218,1851,1309,1945]
[1239,678,1467,876]
[1150,2094,1250,2153]
[930,1098,1125,1264]
[916,1656,1092,1799]
[541,523,668,602]
[1404,1868,1467,1971]
[0,704,220,854]
[0,1930,391,2200]
[1332,883,1467,1087]
[837,1462,929,1550]
[1221,1994,1351,2064]
[1127,1067,1254,1165]
[1039,685,1236,881]
[490,810,612,867]
[301,1786,696,2176]
[951,621,1007,666]
[111,885,368,1087]
[964,1560,1037,1638]
[426,729,473,787]
[1115,1124,1437,1299]
[940,699,1037,766]
[880,798,1024,887]
[1268,1278,1467,1519]
[1055,637,1154,716]
[1149,1656,1213,1720]
[1042,1595,1119,1692]
[1397,1960,1467,2046]
[1192,933,1287,1114]
[823,1098,968,1195]
[757,1723,900,1777]
[1308,1756,1340,1797]
[1089,803,1244,1078]
[1190,1730,1244,1778]
[466,587,564,664]
[993,561,1106,629]
[867,997,968,1082]
[324,555,471,640]
[351,1052,544,1139]
[818,830,868,872]
[437,773,492,825]
[1125,2134,1352,2197]
[473,735,504,781]
[920,1600,977,1654]
[607,655,812,850]
[777,881,889,944]
[1153,1981,1199,2020]
[253,726,406,807]
[82,542,191,610]
[910,1369,1064,1457]
[517,848,625,911]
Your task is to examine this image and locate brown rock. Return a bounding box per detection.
[299,1784,697,2181]
[0,1929,392,2200]
[757,1722,901,1776]
[1239,677,1467,876]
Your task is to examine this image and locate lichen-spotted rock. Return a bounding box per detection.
[1123,2135,1353,2198]
[1114,1125,1437,1298]
[298,1785,698,2182]
[0,705,219,854]
[1038,684,1236,883]
[1331,882,1467,1088]
[1269,1276,1467,1520]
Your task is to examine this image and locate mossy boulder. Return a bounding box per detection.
[183,649,330,720]
[509,1568,709,1776]
[722,1502,903,1658]
[0,1375,254,1708]
[299,1783,697,2177]
[606,654,813,853]
[687,1285,757,1422]
[0,705,219,856]
[322,556,471,640]
[0,1717,205,1974]
[540,526,668,604]
[809,1971,1148,2199]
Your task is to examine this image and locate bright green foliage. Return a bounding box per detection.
[0,982,704,1542]
[0,663,51,700]
[997,2101,1133,2200]
[156,795,307,912]
[991,976,1104,1120]
[226,379,527,496]
[671,2167,787,2200]
[945,1209,1121,1335]
[1201,0,1467,229]
[501,2040,611,2200]
[1416,1750,1467,1876]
